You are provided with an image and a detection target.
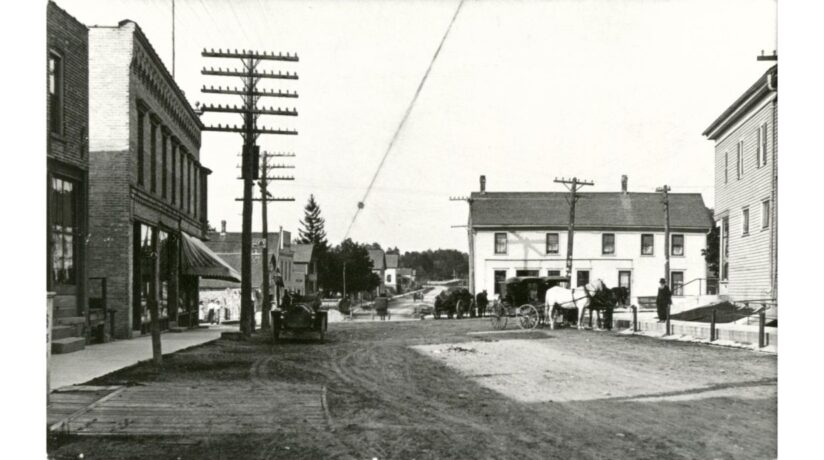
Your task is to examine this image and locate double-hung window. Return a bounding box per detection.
[671,234,684,256]
[48,52,63,135]
[742,207,750,236]
[641,234,654,255]
[546,233,559,254]
[736,140,744,179]
[494,233,507,254]
[602,233,615,255]
[762,200,770,229]
[759,123,768,167]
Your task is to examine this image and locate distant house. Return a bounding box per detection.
[201,223,294,318]
[292,243,316,295]
[468,176,713,304]
[703,65,777,301]
[384,253,399,292]
[367,248,386,296]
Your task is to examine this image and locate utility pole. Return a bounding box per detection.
[450,196,474,294]
[257,152,295,330]
[657,184,672,335]
[656,185,672,284]
[554,177,594,284]
[343,262,347,300]
[200,48,299,338]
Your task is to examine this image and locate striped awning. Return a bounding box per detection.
[180,233,242,282]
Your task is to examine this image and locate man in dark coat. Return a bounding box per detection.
[656,278,672,322]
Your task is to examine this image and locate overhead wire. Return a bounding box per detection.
[343,0,467,239]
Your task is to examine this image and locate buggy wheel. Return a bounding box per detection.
[517,304,540,330]
[490,302,508,330]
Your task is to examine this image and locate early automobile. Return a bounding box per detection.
[271,294,328,342]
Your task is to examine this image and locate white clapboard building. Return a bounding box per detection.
[468,176,713,305]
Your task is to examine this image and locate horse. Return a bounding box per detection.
[587,284,629,330]
[544,279,606,330]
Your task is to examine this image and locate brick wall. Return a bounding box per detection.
[47,1,88,170]
[87,21,208,338]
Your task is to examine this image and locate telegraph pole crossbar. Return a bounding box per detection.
[200,47,298,338]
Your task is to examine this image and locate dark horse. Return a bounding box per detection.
[588,284,629,330]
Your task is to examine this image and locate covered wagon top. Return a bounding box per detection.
[469,191,712,232]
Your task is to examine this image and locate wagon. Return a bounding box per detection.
[372,296,391,321]
[433,286,474,319]
[489,276,569,330]
[271,301,328,343]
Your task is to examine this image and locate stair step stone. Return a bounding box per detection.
[52,337,85,354]
[51,326,77,340]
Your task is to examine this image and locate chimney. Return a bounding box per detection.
[220,220,226,234]
[621,175,628,194]
[480,175,486,193]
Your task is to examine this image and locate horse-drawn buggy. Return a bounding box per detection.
[489,276,628,330]
[372,295,391,320]
[488,276,568,329]
[433,286,474,319]
[271,294,328,342]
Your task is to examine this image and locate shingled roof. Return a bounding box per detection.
[200,231,287,289]
[367,249,385,270]
[469,192,712,231]
[292,244,314,264]
[385,254,399,269]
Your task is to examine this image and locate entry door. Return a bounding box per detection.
[576,270,590,287]
[618,271,631,301]
[671,271,684,296]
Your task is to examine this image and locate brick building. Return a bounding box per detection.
[47,1,90,350]
[87,20,220,339]
[703,65,777,301]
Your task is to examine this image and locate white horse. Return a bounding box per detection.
[544,279,605,330]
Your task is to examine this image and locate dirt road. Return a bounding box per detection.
[49,318,776,459]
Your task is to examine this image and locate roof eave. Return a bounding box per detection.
[703,66,777,140]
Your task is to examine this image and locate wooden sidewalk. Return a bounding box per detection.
[48,381,327,436]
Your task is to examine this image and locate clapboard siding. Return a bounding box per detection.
[713,93,777,301]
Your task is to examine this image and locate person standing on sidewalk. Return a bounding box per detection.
[656,278,672,322]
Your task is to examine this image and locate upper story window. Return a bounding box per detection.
[671,234,684,256]
[602,233,615,255]
[494,232,507,254]
[171,143,177,204]
[641,234,654,255]
[762,199,770,229]
[49,52,63,135]
[546,233,559,254]
[742,207,750,236]
[736,140,744,179]
[137,110,145,186]
[150,121,158,193]
[161,131,168,199]
[759,123,768,167]
[724,151,728,184]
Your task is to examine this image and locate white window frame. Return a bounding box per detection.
[761,199,770,229]
[671,234,684,256]
[546,233,559,254]
[742,207,750,236]
[760,122,768,167]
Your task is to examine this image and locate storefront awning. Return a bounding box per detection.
[180,233,242,282]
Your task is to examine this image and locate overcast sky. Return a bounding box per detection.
[55,0,776,251]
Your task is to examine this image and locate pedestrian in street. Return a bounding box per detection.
[656,278,672,322]
[205,300,216,325]
[282,290,292,310]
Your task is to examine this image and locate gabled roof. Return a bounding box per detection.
[293,244,314,264]
[367,249,385,270]
[385,254,399,269]
[469,192,712,231]
[703,65,777,141]
[200,231,288,289]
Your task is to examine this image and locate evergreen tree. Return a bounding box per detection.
[297,194,329,252]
